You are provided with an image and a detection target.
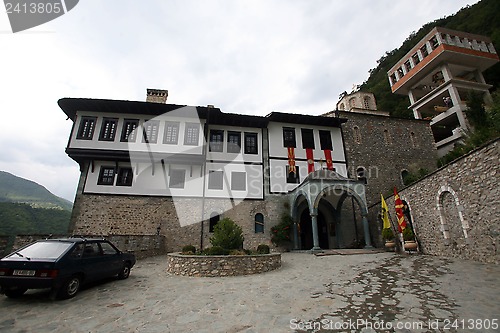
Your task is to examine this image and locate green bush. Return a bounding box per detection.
[209,218,244,250]
[381,228,394,241]
[256,244,270,254]
[270,214,293,246]
[403,228,415,241]
[181,245,196,254]
[202,246,228,255]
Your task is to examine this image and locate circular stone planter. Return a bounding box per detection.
[166,252,282,277]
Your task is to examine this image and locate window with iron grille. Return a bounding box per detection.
[227,131,241,153]
[99,118,118,141]
[120,119,139,142]
[283,127,296,148]
[209,129,224,152]
[184,123,200,146]
[97,167,115,185]
[116,167,133,186]
[244,132,258,154]
[163,122,180,144]
[76,117,97,140]
[143,120,160,143]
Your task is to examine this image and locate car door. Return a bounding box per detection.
[97,241,123,277]
[81,241,107,282]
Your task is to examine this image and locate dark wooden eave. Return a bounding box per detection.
[266,111,347,127]
[58,98,345,129]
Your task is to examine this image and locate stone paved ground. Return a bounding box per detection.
[0,252,499,333]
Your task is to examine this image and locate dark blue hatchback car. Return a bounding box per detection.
[0,238,136,299]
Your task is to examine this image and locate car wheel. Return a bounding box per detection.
[118,263,131,279]
[58,275,81,299]
[4,287,27,298]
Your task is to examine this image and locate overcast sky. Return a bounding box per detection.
[0,0,479,202]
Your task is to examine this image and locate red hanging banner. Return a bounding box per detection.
[394,187,407,233]
[306,148,314,173]
[323,149,334,171]
[287,147,296,174]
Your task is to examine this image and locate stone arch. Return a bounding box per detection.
[313,184,368,216]
[349,97,356,108]
[356,167,368,184]
[436,185,469,245]
[401,169,409,186]
[353,126,361,144]
[289,178,372,250]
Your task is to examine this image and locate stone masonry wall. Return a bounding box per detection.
[11,234,166,259]
[369,139,499,264]
[70,193,289,254]
[330,111,438,206]
[167,253,282,277]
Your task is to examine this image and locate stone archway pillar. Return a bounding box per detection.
[293,220,300,250]
[311,212,321,251]
[362,214,373,248]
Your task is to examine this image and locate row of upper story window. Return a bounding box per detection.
[76,116,202,145]
[75,116,260,154]
[282,127,333,150]
[75,116,335,153]
[390,33,496,85]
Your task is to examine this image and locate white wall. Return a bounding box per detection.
[69,111,204,156]
[267,121,347,193]
[83,160,263,199]
[206,124,263,164]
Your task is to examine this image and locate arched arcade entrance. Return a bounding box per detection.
[290,170,372,251]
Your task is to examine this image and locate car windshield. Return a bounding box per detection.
[11,241,73,259]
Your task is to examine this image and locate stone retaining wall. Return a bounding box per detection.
[369,139,499,264]
[167,252,282,277]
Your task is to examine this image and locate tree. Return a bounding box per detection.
[209,218,244,250]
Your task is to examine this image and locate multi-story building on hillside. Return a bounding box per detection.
[387,27,499,156]
[59,89,438,252]
[60,90,374,252]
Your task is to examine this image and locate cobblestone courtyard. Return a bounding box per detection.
[0,252,499,332]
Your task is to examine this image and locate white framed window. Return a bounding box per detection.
[208,170,223,190]
[163,122,180,144]
[184,123,200,146]
[169,169,186,189]
[231,172,246,191]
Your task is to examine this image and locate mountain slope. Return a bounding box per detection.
[0,171,73,211]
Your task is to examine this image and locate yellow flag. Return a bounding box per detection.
[381,194,390,229]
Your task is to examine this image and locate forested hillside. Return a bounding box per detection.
[360,0,500,118]
[0,171,72,237]
[0,203,71,236]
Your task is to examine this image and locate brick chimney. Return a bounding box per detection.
[146,89,168,103]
